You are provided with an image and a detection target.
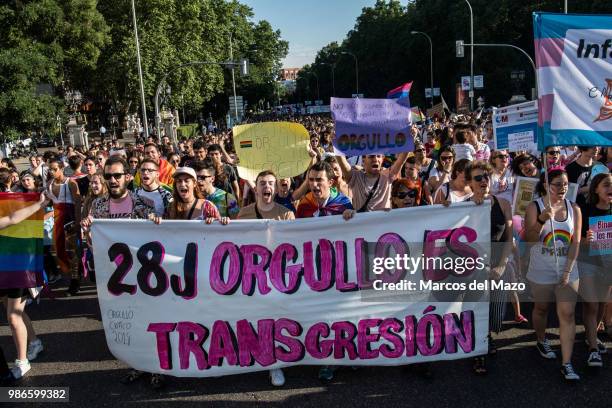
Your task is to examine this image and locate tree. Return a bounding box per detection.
[0,0,109,140]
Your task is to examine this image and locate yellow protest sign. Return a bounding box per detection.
[233,122,310,181]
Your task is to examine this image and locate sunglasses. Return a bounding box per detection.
[197,175,214,181]
[414,149,425,153]
[495,154,508,159]
[394,190,417,199]
[473,174,490,182]
[550,182,569,188]
[129,160,139,164]
[547,150,560,155]
[103,172,125,180]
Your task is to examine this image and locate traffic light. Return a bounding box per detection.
[456,40,465,58]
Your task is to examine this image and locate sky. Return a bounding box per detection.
[242,0,376,68]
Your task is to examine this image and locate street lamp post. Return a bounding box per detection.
[130,0,149,139]
[411,31,434,108]
[341,51,359,95]
[154,60,243,139]
[464,0,474,111]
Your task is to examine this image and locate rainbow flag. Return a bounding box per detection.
[0,193,44,289]
[134,158,175,190]
[386,82,413,100]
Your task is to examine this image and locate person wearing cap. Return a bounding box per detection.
[167,167,228,224]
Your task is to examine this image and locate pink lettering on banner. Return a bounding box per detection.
[177,321,208,370]
[357,319,382,359]
[209,242,241,295]
[304,240,334,291]
[147,322,177,370]
[334,241,358,291]
[274,318,305,362]
[240,244,272,296]
[236,319,275,367]
[147,311,477,371]
[208,320,238,367]
[269,244,302,293]
[422,227,478,281]
[375,233,409,283]
[355,238,373,288]
[379,318,404,358]
[304,322,332,359]
[331,321,358,360]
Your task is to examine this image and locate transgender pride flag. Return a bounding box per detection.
[0,193,44,289]
[533,12,612,150]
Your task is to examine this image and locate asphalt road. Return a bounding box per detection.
[0,281,610,408]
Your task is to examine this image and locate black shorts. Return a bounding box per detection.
[0,288,29,299]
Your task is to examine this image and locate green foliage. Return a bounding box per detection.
[0,1,109,140]
[297,0,612,108]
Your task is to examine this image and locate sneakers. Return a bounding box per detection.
[66,278,80,296]
[10,359,31,379]
[318,366,335,382]
[514,314,529,323]
[269,368,285,386]
[560,363,580,381]
[587,349,603,367]
[27,339,44,361]
[585,338,607,355]
[536,339,557,359]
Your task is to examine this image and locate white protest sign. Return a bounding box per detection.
[92,204,491,378]
[508,130,537,153]
[493,107,538,151]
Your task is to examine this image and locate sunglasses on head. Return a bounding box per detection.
[395,190,417,199]
[473,174,490,182]
[103,172,125,180]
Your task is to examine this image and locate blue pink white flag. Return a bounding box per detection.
[533,12,612,149]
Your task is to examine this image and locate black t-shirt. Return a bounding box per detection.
[565,160,592,208]
[581,204,611,238]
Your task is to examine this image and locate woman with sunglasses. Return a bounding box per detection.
[427,146,455,193]
[391,178,422,208]
[524,169,582,381]
[578,173,611,367]
[490,150,514,203]
[545,147,562,169]
[461,161,513,374]
[433,159,472,205]
[127,155,140,176]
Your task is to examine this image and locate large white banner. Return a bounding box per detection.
[91,203,491,377]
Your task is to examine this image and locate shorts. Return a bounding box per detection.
[0,288,30,299]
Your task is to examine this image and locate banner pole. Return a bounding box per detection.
[542,153,560,280]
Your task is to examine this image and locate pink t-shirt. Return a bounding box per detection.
[109,196,134,219]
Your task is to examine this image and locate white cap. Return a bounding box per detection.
[173,167,197,180]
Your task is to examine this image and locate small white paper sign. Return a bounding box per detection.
[507,130,536,152]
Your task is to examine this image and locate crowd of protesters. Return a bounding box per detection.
[0,111,610,387]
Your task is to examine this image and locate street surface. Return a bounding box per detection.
[1,281,609,407]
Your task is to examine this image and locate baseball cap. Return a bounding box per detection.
[174,167,197,180]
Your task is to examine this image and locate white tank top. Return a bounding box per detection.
[435,182,473,203]
[47,178,74,205]
[526,198,579,284]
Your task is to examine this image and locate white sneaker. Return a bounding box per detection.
[11,359,31,379]
[269,368,285,386]
[27,339,43,361]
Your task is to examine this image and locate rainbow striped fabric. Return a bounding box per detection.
[533,13,612,149]
[0,193,44,289]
